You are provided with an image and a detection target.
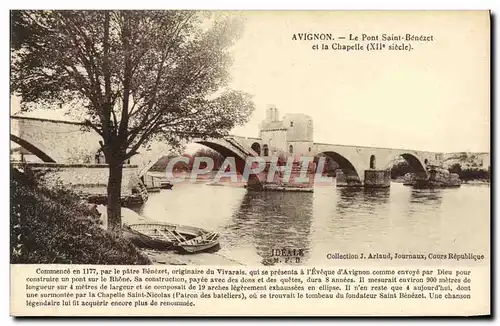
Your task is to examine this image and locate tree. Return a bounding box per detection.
[191,148,224,170]
[448,163,462,175]
[11,10,255,231]
[390,160,412,179]
[148,154,177,172]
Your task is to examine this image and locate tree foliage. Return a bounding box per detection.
[390,160,412,179]
[11,10,254,159]
[448,163,462,175]
[11,10,255,230]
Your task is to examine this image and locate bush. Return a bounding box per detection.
[391,161,412,179]
[11,166,151,265]
[459,168,490,181]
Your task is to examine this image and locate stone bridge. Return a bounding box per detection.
[10,116,444,188]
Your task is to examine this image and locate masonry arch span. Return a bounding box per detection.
[318,151,361,181]
[139,138,258,180]
[386,153,428,180]
[400,153,427,175]
[10,134,56,163]
[194,140,248,175]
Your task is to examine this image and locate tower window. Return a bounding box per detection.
[290,121,294,127]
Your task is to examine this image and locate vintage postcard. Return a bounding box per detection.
[9,10,490,316]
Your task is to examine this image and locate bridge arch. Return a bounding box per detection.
[10,134,56,163]
[194,139,249,175]
[138,138,260,182]
[318,151,362,181]
[399,153,427,174]
[385,152,428,179]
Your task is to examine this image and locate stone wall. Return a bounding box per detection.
[288,141,313,157]
[15,163,139,196]
[283,113,313,142]
[260,129,288,155]
[12,117,102,163]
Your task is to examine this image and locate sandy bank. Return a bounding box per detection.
[142,249,244,266]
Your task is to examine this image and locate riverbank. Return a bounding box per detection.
[11,165,241,265]
[95,205,243,265]
[391,177,490,185]
[10,166,150,265]
[462,179,490,185]
[141,249,244,265]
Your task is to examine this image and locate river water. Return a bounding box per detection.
[132,178,490,266]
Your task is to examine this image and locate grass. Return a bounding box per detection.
[10,165,151,265]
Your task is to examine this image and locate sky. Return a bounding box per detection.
[227,11,490,153]
[11,11,490,153]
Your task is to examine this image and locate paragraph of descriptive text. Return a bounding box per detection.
[10,264,490,316]
[22,266,475,305]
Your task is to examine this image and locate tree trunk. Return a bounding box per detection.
[107,162,123,232]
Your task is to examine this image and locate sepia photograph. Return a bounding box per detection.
[10,10,490,268]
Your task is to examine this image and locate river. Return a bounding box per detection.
[131,178,490,266]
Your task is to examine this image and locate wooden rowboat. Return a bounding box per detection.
[160,181,174,190]
[122,224,174,250]
[175,232,220,254]
[123,222,220,253]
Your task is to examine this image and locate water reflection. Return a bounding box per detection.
[409,188,444,204]
[336,187,390,217]
[135,181,490,265]
[229,190,314,265]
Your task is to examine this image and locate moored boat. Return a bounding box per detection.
[123,222,219,253]
[175,232,220,254]
[122,224,174,250]
[160,181,174,190]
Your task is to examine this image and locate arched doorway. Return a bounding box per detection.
[289,144,294,154]
[263,144,269,156]
[369,155,376,169]
[251,142,261,155]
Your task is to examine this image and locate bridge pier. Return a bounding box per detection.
[335,170,363,188]
[364,170,391,188]
[336,170,391,188]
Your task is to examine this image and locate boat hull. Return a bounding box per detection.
[175,241,221,254]
[175,232,221,254]
[122,225,174,250]
[123,222,220,253]
[160,182,174,190]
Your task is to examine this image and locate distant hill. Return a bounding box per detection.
[443,152,490,170]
